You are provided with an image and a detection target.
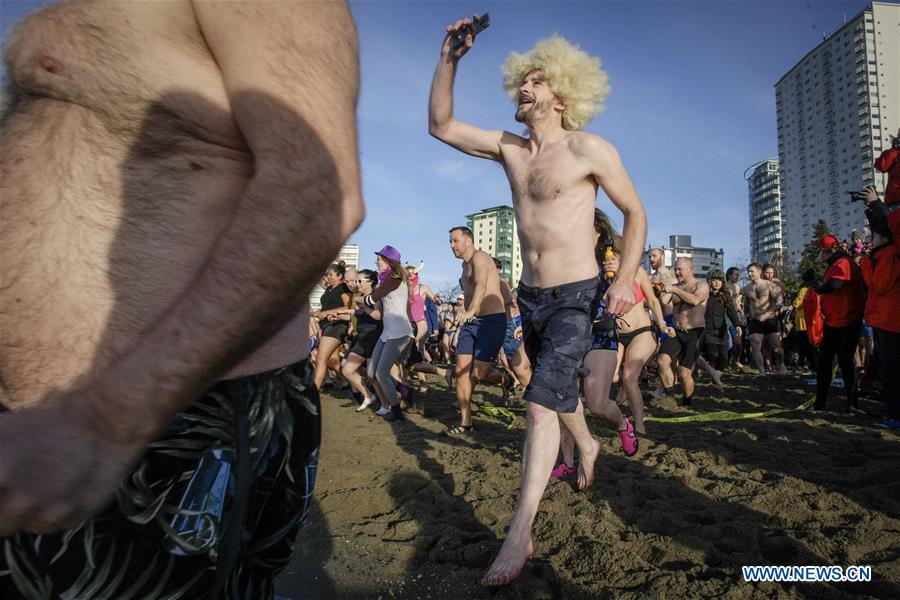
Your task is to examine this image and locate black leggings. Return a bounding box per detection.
[816,321,860,408]
[874,328,900,419]
[703,338,730,371]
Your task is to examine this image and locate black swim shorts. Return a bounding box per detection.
[349,327,381,359]
[660,327,704,369]
[517,277,600,414]
[320,320,349,342]
[749,318,780,336]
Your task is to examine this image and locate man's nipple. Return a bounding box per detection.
[39,55,59,74]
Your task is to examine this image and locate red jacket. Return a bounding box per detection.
[875,147,900,205]
[859,208,900,333]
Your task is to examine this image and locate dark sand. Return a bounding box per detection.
[275,372,899,599]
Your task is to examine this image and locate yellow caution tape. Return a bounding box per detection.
[480,403,520,429]
[478,394,817,427]
[643,395,816,424]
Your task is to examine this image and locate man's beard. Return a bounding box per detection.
[514,98,551,123]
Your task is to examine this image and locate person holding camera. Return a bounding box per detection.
[855,186,900,428]
[874,129,900,205]
[805,235,865,411]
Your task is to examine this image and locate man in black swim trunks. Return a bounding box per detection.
[742,262,787,376]
[657,258,709,406]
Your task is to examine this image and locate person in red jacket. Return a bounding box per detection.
[874,130,900,205]
[858,186,900,429]
[806,235,865,411]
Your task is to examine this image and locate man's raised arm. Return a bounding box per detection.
[428,16,503,160]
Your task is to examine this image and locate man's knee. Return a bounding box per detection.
[658,354,672,368]
[473,363,494,380]
[341,363,354,379]
[455,359,472,377]
[526,400,559,423]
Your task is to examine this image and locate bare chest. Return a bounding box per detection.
[504,146,590,204]
[461,262,475,292]
[4,0,236,140]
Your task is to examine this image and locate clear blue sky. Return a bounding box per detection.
[1,0,885,293]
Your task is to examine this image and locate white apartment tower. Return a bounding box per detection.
[745,159,785,265]
[466,205,522,287]
[641,236,725,276]
[776,2,899,265]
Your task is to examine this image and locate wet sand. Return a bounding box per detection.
[275,372,900,599]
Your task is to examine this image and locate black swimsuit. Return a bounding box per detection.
[618,325,656,348]
[319,284,351,341]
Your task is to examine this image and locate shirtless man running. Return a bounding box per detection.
[0,1,362,596]
[657,258,709,406]
[743,263,787,375]
[446,226,509,434]
[430,19,646,586]
[649,248,678,320]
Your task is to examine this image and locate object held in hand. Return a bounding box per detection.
[450,13,490,49]
[651,282,667,297]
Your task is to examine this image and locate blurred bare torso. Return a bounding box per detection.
[1,1,307,409]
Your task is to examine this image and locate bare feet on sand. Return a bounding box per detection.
[576,438,602,491]
[712,369,724,392]
[481,532,534,587]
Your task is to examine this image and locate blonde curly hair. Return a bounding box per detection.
[501,35,610,131]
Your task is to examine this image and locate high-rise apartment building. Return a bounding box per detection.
[776,2,899,265]
[309,243,359,311]
[642,235,725,276]
[466,205,523,286]
[745,159,785,265]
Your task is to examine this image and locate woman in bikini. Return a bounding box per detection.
[604,250,671,435]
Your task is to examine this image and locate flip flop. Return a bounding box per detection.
[618,418,639,457]
[550,462,576,479]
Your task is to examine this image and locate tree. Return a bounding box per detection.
[438,283,462,302]
[797,219,832,283]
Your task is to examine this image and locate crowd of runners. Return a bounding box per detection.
[308,216,898,439]
[2,3,898,597]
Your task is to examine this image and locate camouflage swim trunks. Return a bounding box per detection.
[517,277,601,414]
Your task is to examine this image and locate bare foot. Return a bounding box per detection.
[576,438,602,491]
[481,531,534,587]
[712,369,724,392]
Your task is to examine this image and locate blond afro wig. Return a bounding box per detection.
[502,35,610,131]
